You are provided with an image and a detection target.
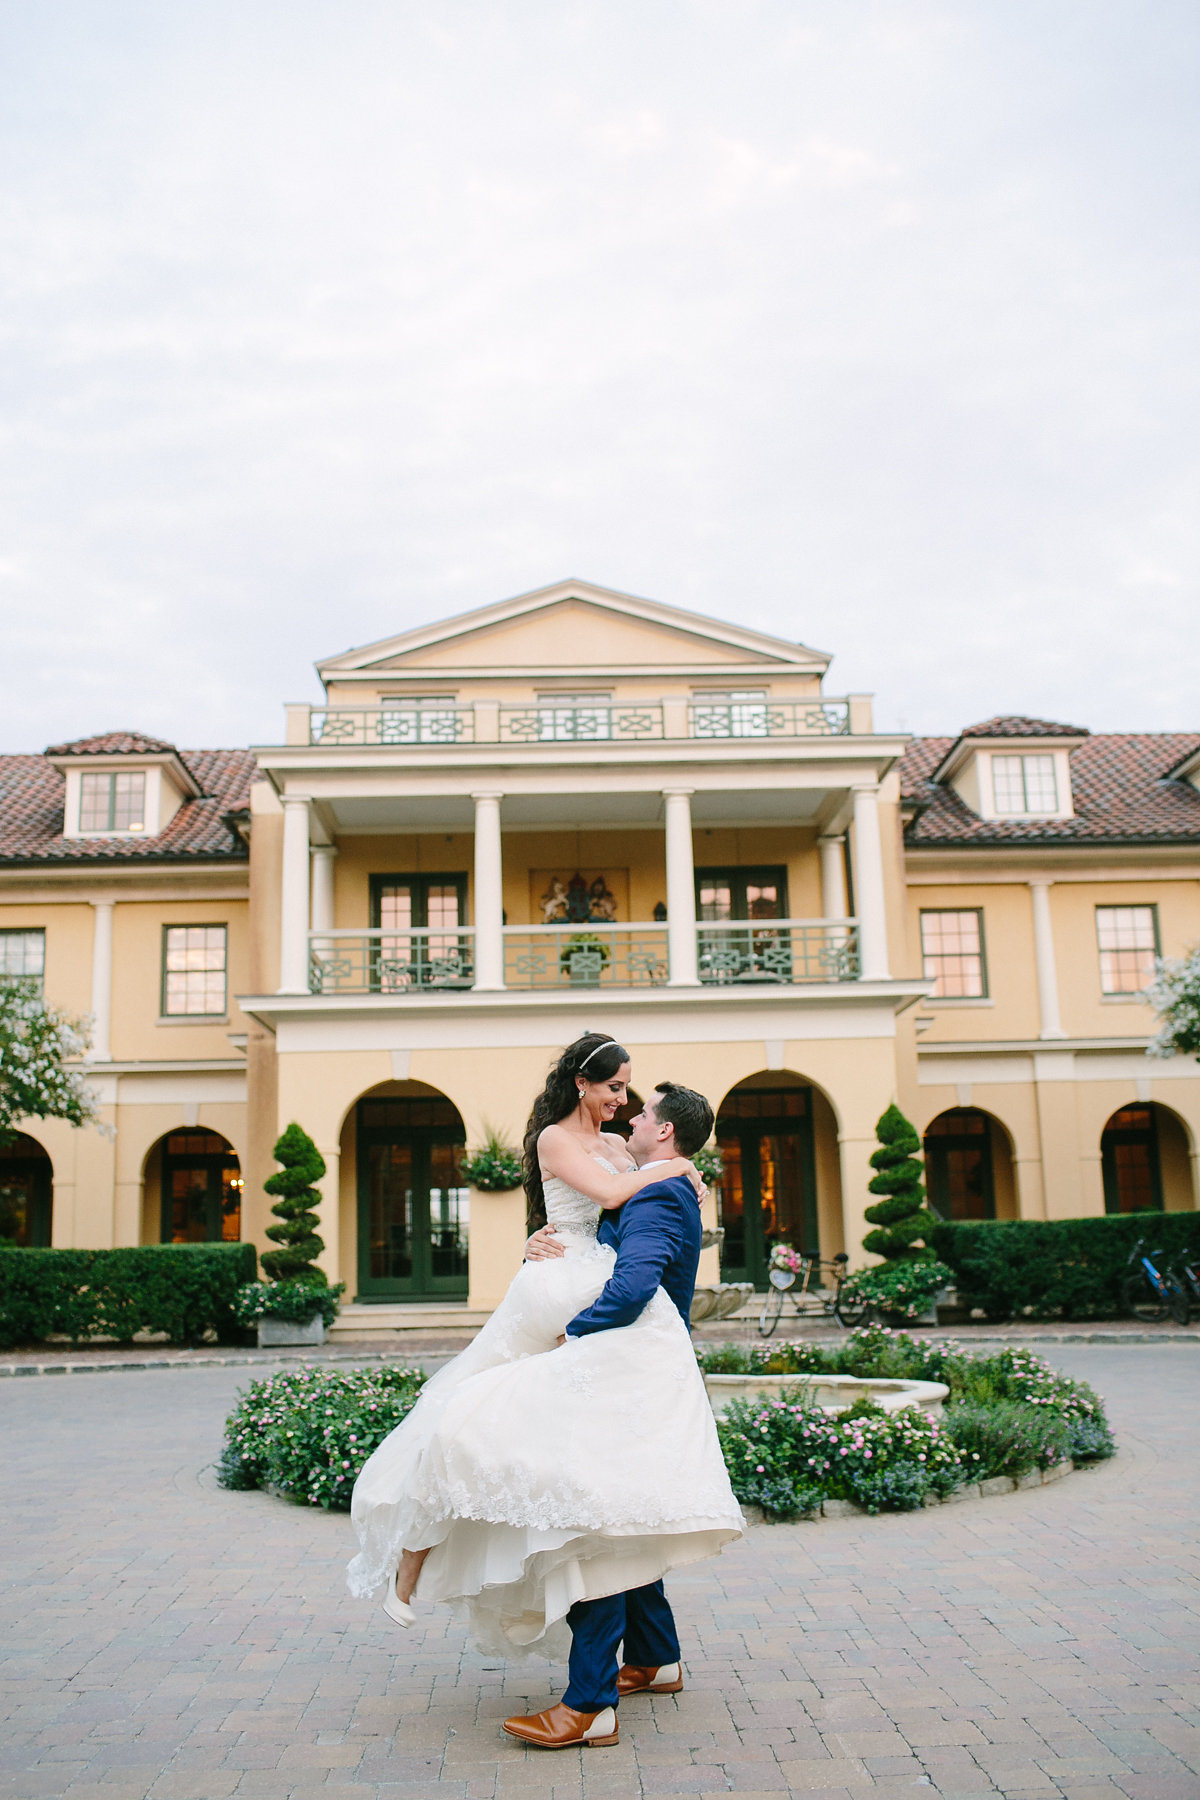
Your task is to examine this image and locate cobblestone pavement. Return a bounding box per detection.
[2,1346,1199,1800]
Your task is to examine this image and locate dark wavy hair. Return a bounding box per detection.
[522,1032,630,1231]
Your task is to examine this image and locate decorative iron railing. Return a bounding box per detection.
[696,920,859,984]
[688,700,850,739]
[502,924,670,989]
[497,704,664,743]
[304,698,854,745]
[309,928,475,994]
[310,708,475,746]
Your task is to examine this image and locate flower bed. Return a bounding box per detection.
[215,1324,1115,1523]
[217,1364,425,1509]
[700,1324,1114,1517]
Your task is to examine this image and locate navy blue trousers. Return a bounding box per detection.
[562,1580,681,1712]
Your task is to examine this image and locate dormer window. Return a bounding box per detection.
[80,771,146,833]
[992,755,1058,816]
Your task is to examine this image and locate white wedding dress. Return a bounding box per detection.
[347,1155,743,1659]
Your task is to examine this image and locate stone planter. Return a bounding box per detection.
[704,1371,949,1418]
[257,1312,327,1348]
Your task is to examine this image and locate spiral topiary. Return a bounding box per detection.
[862,1103,940,1263]
[261,1122,328,1284]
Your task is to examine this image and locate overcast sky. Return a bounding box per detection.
[3,1,1198,753]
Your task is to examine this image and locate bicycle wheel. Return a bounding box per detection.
[758,1284,785,1337]
[834,1289,870,1329]
[1121,1271,1169,1323]
[1167,1278,1191,1327]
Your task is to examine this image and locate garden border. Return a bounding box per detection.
[740,1454,1085,1525]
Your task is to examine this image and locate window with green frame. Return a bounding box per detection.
[162,925,227,1015]
[695,866,789,985]
[369,873,471,991]
[0,928,45,993]
[919,909,987,998]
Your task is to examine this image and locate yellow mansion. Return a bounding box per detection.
[3,580,1198,1323]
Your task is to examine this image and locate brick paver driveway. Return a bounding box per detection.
[2,1345,1198,1800]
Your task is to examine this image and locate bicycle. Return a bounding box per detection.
[758,1250,870,1336]
[1168,1248,1200,1323]
[1121,1238,1190,1325]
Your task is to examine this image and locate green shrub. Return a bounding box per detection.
[459,1133,523,1192]
[836,1258,954,1322]
[696,1342,753,1374]
[233,1277,344,1328]
[217,1364,426,1508]
[0,1243,257,1349]
[863,1104,940,1262]
[262,1123,328,1283]
[932,1212,1200,1321]
[945,1399,1072,1480]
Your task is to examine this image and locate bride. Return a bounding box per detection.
[347,1031,743,1659]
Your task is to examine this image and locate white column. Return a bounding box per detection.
[851,785,890,980]
[1029,878,1066,1039]
[310,845,337,932]
[664,787,699,986]
[472,791,505,990]
[88,900,114,1061]
[278,798,311,994]
[818,834,848,919]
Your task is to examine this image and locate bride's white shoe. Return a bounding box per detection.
[382,1580,416,1628]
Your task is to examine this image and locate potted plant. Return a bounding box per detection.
[236,1123,345,1347]
[559,933,609,986]
[857,1104,947,1324]
[459,1132,524,1191]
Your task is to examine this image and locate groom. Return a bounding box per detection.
[502,1080,715,1751]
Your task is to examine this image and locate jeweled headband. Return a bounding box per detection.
[577,1039,629,1073]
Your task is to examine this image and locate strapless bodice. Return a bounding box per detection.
[542,1151,627,1242]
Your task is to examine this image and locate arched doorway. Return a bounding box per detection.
[1101,1103,1196,1214]
[923,1108,1013,1222]
[0,1133,53,1246]
[714,1073,828,1288]
[146,1130,243,1242]
[355,1088,468,1299]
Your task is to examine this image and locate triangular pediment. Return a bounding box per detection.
[317,579,831,682]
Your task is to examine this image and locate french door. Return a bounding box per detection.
[696,866,791,984]
[160,1132,242,1243]
[715,1086,818,1288]
[369,873,471,990]
[356,1096,469,1299]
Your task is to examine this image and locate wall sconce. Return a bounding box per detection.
[653,901,667,922]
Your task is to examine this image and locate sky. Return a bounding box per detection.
[2,0,1198,752]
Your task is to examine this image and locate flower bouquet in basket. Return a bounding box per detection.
[768,1242,805,1289]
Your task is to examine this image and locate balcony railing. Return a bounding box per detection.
[697,920,859,984]
[305,919,859,993]
[309,928,475,993]
[502,923,670,989]
[304,698,853,746]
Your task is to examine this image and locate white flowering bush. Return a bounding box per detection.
[216,1364,425,1508]
[0,979,102,1144]
[1148,949,1200,1061]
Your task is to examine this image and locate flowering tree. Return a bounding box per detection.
[1148,949,1200,1061]
[0,978,101,1146]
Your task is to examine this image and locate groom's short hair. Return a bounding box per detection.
[652,1082,714,1157]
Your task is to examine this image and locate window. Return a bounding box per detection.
[992,754,1057,815]
[0,928,45,992]
[160,1131,242,1242]
[696,867,790,984]
[920,909,987,998]
[162,925,227,1016]
[534,693,613,741]
[370,874,471,991]
[379,696,462,744]
[1101,1106,1162,1213]
[1096,905,1158,995]
[80,770,146,832]
[691,690,769,738]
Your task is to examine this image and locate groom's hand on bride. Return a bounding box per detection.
[525,1224,565,1261]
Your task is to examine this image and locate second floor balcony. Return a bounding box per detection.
[307,918,862,995]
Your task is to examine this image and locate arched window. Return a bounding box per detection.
[0,1134,53,1246]
[157,1131,243,1242]
[924,1110,995,1221]
[356,1091,468,1298]
[1101,1107,1162,1214]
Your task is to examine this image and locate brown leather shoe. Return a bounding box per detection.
[501,1701,619,1748]
[617,1661,683,1696]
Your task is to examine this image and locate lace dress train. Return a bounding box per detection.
[347,1161,743,1659]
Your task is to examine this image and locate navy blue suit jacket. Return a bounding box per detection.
[564,1173,702,1337]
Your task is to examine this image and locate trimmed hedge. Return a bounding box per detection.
[931,1212,1200,1322]
[0,1243,257,1349]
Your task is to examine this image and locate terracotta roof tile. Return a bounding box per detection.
[959,715,1089,739]
[44,731,179,757]
[0,748,256,865]
[900,732,1200,846]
